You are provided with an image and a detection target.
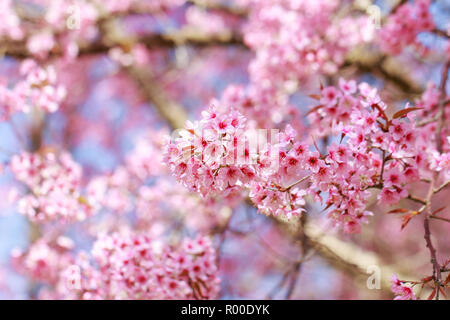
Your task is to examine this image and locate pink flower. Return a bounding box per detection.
[378,187,407,205]
[27,31,55,59]
[391,274,416,300]
[339,78,357,95]
[321,86,341,106]
[390,119,407,141]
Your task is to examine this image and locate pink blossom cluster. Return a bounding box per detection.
[185,6,229,35]
[220,84,303,129]
[164,78,430,233]
[7,0,185,60]
[10,150,95,223]
[391,274,416,300]
[11,236,75,285]
[244,0,374,90]
[306,80,423,231]
[161,103,313,222]
[19,0,99,59]
[86,167,133,214]
[61,233,219,299]
[411,83,450,176]
[0,0,23,40]
[44,0,98,31]
[0,60,66,120]
[164,104,253,197]
[136,179,241,232]
[125,129,167,180]
[226,0,376,128]
[379,0,435,55]
[86,129,167,215]
[109,44,152,68]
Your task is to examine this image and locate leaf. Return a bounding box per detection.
[309,94,321,100]
[371,103,389,121]
[432,206,446,216]
[393,107,422,119]
[420,276,433,283]
[427,288,436,300]
[443,259,450,268]
[388,208,409,214]
[444,273,450,286]
[401,214,413,230]
[306,104,324,116]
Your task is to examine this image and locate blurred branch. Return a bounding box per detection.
[125,65,188,129]
[284,214,310,299]
[304,222,414,294]
[344,47,424,96]
[0,29,244,59]
[28,109,45,242]
[186,0,248,17]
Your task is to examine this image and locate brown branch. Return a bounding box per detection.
[304,221,415,294]
[0,29,244,59]
[430,215,450,224]
[285,214,309,299]
[343,48,423,96]
[186,0,248,17]
[431,29,450,39]
[421,59,450,299]
[407,194,427,205]
[434,180,450,194]
[424,215,441,299]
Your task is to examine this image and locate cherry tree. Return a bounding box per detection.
[0,0,449,300]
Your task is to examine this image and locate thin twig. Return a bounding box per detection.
[430,215,450,224]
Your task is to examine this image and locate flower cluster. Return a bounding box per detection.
[220,84,303,129]
[0,0,23,40]
[86,129,167,215]
[305,80,422,231]
[3,0,186,60]
[220,0,376,128]
[125,129,167,181]
[165,78,427,233]
[379,0,434,54]
[245,0,374,90]
[135,179,240,232]
[0,60,66,120]
[164,104,252,197]
[391,274,416,300]
[10,150,95,223]
[61,233,219,300]
[185,6,230,36]
[11,236,75,285]
[415,82,450,174]
[86,167,133,215]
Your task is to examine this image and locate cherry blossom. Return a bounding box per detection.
[10,151,95,223]
[59,233,219,300]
